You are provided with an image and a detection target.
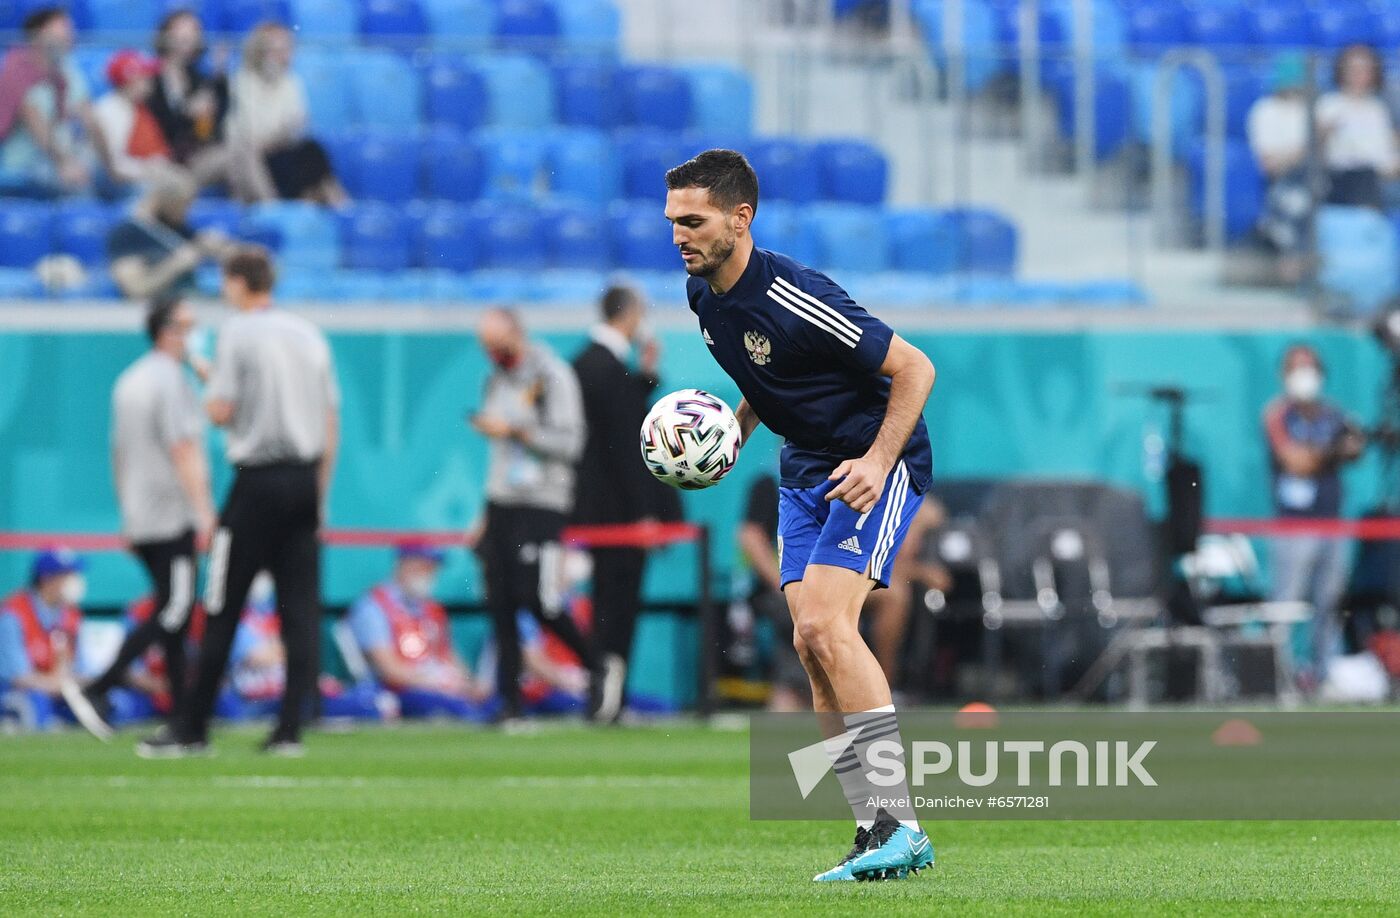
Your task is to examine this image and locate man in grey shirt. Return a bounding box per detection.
[472,308,596,720]
[141,246,340,758]
[83,295,215,732]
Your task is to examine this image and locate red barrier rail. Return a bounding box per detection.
[1207,518,1400,540]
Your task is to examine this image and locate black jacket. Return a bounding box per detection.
[571,341,681,525]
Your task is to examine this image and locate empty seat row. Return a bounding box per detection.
[1,0,620,50]
[307,128,887,206]
[0,196,1020,277]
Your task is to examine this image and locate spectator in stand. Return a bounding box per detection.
[1247,53,1313,284]
[347,543,496,721]
[1317,44,1398,209]
[106,167,233,300]
[224,22,346,205]
[216,573,385,723]
[92,50,172,191]
[1264,344,1365,691]
[149,10,231,187]
[0,7,106,195]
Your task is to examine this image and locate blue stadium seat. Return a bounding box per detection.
[1185,3,1247,46]
[359,0,430,46]
[1129,60,1202,153]
[546,129,620,205]
[1381,7,1400,48]
[553,61,622,128]
[914,0,1006,92]
[71,46,112,97]
[247,201,340,269]
[1247,3,1311,47]
[88,0,158,34]
[1223,64,1267,139]
[531,269,609,303]
[619,66,693,132]
[54,202,115,267]
[609,200,675,271]
[555,0,620,53]
[885,208,957,275]
[340,203,413,270]
[290,0,359,41]
[421,126,486,201]
[477,129,550,200]
[0,267,43,298]
[1319,206,1399,315]
[472,54,555,129]
[1042,59,1131,161]
[351,49,422,129]
[294,48,355,134]
[411,201,482,272]
[814,140,888,205]
[186,199,246,238]
[752,201,821,267]
[1125,0,1189,51]
[1185,138,1262,242]
[419,0,496,43]
[0,202,53,268]
[494,0,560,49]
[422,56,489,130]
[748,138,819,204]
[475,203,547,269]
[1310,3,1378,49]
[3,0,91,31]
[540,201,610,270]
[807,204,889,273]
[619,130,684,199]
[216,0,292,33]
[340,131,420,202]
[946,207,1017,274]
[681,65,753,136]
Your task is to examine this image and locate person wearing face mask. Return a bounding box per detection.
[81,296,215,735]
[0,549,93,731]
[347,543,495,721]
[472,308,598,722]
[1264,344,1365,688]
[0,7,108,195]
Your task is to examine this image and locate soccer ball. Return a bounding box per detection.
[639,389,741,490]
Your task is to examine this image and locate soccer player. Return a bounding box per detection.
[664,150,936,882]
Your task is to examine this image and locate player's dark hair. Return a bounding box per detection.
[224,245,276,294]
[665,149,759,214]
[600,284,640,323]
[23,6,68,36]
[146,294,183,343]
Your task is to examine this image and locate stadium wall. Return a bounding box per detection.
[0,323,1390,610]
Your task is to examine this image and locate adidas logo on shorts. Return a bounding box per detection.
[837,536,861,555]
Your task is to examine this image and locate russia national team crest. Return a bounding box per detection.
[744,331,772,365]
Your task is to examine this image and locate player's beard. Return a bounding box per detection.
[685,231,736,278]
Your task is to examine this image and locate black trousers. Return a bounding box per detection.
[88,530,197,725]
[478,502,595,716]
[182,461,321,743]
[591,547,646,664]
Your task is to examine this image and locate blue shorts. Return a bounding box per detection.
[778,460,923,590]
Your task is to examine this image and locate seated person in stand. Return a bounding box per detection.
[348,544,496,721]
[216,573,384,722]
[107,167,232,301]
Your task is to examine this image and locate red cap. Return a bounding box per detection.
[106,50,160,88]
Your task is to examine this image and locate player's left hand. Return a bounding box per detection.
[825,456,889,514]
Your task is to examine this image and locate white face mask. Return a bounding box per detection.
[249,572,275,607]
[60,574,86,607]
[1285,366,1323,402]
[402,573,436,600]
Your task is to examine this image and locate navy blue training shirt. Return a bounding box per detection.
[687,247,932,493]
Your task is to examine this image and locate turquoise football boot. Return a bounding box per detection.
[848,809,934,881]
[811,825,870,882]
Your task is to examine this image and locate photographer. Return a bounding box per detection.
[1263,344,1364,688]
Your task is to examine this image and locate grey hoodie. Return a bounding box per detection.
[481,341,585,513]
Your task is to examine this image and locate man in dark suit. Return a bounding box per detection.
[572,284,678,722]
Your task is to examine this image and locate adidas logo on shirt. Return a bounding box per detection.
[837,536,861,555]
[702,328,714,346]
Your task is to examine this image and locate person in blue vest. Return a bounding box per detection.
[348,542,496,721]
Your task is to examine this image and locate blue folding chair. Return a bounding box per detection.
[340,203,413,270]
[290,0,358,41]
[494,0,560,51]
[421,126,486,201]
[420,0,495,44]
[546,129,619,205]
[54,202,116,268]
[477,129,549,201]
[216,0,292,34]
[358,0,430,47]
[1185,138,1263,242]
[475,203,547,269]
[349,132,421,202]
[681,64,753,136]
[541,200,610,270]
[885,208,957,275]
[555,0,620,54]
[618,129,683,199]
[1185,2,1247,46]
[553,60,621,128]
[753,201,822,267]
[422,56,489,130]
[87,0,157,35]
[806,204,889,273]
[351,49,423,129]
[1247,3,1311,47]
[749,138,819,204]
[247,201,340,269]
[186,199,247,238]
[0,202,53,268]
[472,54,555,129]
[412,201,482,272]
[1310,3,1378,49]
[619,65,693,131]
[610,199,677,271]
[946,207,1017,274]
[1318,206,1400,315]
[814,140,888,205]
[294,48,355,135]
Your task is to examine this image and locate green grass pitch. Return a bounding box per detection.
[1,722,1397,915]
